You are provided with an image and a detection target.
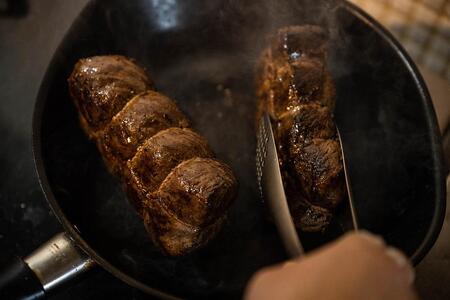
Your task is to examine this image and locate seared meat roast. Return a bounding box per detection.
[68,55,237,256]
[257,25,345,232]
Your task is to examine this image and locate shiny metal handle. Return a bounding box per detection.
[24,232,95,293]
[0,233,94,299]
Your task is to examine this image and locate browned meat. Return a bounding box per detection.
[277,104,335,143]
[68,55,237,255]
[126,128,214,213]
[290,139,344,208]
[257,25,344,232]
[98,91,190,174]
[68,55,153,135]
[144,158,237,256]
[144,205,226,258]
[277,104,345,208]
[257,25,335,120]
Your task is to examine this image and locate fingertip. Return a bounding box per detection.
[385,247,408,268]
[340,230,385,250]
[384,247,415,286]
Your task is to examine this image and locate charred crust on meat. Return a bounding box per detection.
[69,55,237,255]
[257,25,344,232]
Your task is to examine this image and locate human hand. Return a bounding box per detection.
[245,231,417,300]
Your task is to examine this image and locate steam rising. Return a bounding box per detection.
[149,0,180,30]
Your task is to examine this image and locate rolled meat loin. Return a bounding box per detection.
[68,55,237,256]
[257,25,345,232]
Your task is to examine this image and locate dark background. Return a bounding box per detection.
[0,0,448,299]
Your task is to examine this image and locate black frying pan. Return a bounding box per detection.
[0,0,445,299]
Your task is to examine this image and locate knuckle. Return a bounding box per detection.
[341,231,385,252]
[336,233,396,271]
[250,267,275,286]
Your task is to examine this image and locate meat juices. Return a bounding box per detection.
[68,55,237,256]
[68,55,153,135]
[257,25,345,232]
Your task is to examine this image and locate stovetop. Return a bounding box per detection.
[0,0,448,299]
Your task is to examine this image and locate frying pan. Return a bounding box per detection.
[0,0,445,299]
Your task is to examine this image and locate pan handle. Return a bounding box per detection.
[0,232,95,300]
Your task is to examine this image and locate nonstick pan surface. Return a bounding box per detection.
[33,0,446,298]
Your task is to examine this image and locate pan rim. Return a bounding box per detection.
[31,0,446,297]
[342,1,446,265]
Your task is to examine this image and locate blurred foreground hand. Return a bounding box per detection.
[245,231,418,300]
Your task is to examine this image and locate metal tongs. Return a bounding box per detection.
[256,113,359,258]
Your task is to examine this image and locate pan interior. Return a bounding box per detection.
[37,0,444,298]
